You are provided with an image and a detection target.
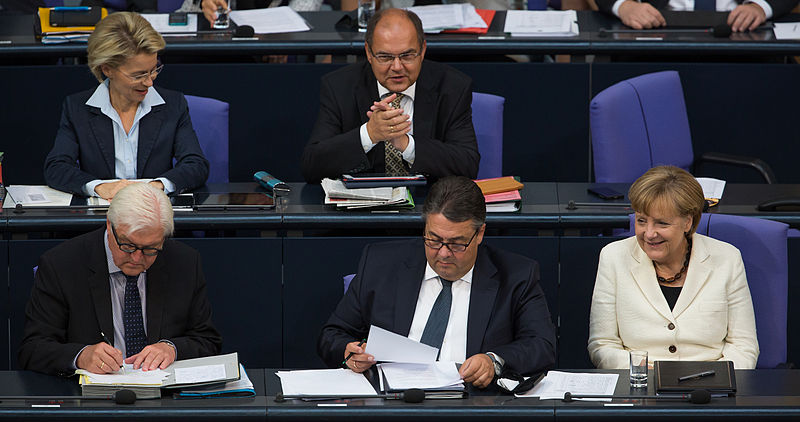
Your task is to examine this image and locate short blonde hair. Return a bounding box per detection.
[628,166,705,235]
[87,12,165,83]
[107,183,174,237]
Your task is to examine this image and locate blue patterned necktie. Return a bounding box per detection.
[123,274,146,358]
[419,277,455,356]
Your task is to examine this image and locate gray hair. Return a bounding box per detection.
[107,183,174,237]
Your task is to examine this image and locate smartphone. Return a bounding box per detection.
[213,6,230,29]
[587,187,624,200]
[168,12,188,26]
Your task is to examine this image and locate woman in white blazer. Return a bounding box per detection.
[588,166,759,369]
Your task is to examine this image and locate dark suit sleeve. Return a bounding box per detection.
[167,252,222,359]
[18,254,86,376]
[302,76,373,183]
[317,245,373,368]
[156,94,209,193]
[491,261,556,376]
[595,0,617,14]
[765,0,797,18]
[44,96,102,195]
[410,84,480,179]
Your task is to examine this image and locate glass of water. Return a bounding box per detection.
[213,0,237,29]
[358,0,375,32]
[629,350,648,388]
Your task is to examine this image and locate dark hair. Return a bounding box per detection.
[422,176,486,229]
[365,8,425,50]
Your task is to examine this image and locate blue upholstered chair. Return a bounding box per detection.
[185,95,230,184]
[626,213,788,368]
[471,92,504,179]
[590,71,775,184]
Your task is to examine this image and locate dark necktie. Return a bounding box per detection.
[123,274,146,358]
[383,93,409,176]
[419,277,455,355]
[695,0,715,11]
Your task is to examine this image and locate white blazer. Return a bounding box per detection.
[588,233,759,369]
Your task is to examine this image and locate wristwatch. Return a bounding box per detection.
[485,352,503,377]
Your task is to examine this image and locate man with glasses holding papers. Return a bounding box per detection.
[318,177,555,388]
[302,8,479,183]
[19,184,221,376]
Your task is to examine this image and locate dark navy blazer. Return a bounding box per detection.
[44,87,209,196]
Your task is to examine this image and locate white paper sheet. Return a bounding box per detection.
[379,362,463,390]
[695,177,726,200]
[3,185,72,208]
[174,363,227,385]
[773,22,800,39]
[504,10,579,37]
[77,365,170,386]
[515,371,618,400]
[364,325,439,363]
[276,368,376,396]
[407,4,486,32]
[141,13,198,34]
[229,7,311,34]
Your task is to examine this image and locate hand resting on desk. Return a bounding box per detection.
[125,342,177,371]
[618,1,667,29]
[728,3,766,32]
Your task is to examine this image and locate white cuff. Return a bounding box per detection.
[155,177,176,195]
[84,180,106,197]
[611,0,628,17]
[360,123,377,153]
[744,0,772,19]
[402,135,416,166]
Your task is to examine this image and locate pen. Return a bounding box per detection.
[100,331,124,374]
[678,370,715,382]
[341,338,367,365]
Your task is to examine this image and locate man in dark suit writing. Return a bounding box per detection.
[19,183,221,376]
[302,9,480,183]
[318,177,555,388]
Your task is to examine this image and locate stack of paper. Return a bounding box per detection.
[3,185,72,208]
[229,6,311,34]
[174,364,255,398]
[276,368,377,397]
[380,362,464,391]
[407,4,488,33]
[503,10,579,37]
[695,177,725,201]
[515,371,618,399]
[474,176,523,212]
[322,178,414,209]
[773,22,800,40]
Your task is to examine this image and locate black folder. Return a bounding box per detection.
[654,360,736,395]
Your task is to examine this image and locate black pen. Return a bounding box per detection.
[678,370,715,382]
[342,338,367,366]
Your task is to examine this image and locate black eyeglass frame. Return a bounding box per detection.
[368,47,422,65]
[111,225,163,257]
[423,228,480,254]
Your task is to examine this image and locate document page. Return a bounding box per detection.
[364,325,439,363]
[504,10,578,37]
[773,22,800,39]
[407,4,486,32]
[695,177,726,200]
[516,371,618,400]
[141,13,198,34]
[174,364,227,385]
[230,7,311,34]
[77,364,170,386]
[380,362,463,390]
[276,368,376,396]
[4,185,72,208]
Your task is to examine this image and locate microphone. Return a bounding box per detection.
[0,389,137,404]
[711,24,732,38]
[275,388,426,403]
[563,389,711,404]
[233,25,255,38]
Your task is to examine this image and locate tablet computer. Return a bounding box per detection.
[194,193,275,210]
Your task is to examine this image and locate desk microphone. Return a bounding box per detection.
[0,389,137,405]
[562,389,711,404]
[275,388,425,403]
[233,25,255,38]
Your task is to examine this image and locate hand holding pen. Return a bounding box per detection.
[343,338,374,373]
[75,332,123,374]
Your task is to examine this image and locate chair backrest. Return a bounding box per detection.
[703,214,788,368]
[590,71,695,183]
[158,0,184,12]
[471,92,504,179]
[343,274,356,294]
[185,95,230,184]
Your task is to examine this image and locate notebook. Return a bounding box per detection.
[654,360,736,395]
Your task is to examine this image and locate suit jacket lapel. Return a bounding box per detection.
[630,240,674,322]
[87,107,116,177]
[144,250,166,344]
[357,63,379,125]
[137,105,165,178]
[466,248,499,357]
[394,244,427,336]
[413,63,436,139]
[672,234,713,318]
[87,229,114,344]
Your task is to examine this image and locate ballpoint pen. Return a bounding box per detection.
[678,370,715,382]
[342,338,367,366]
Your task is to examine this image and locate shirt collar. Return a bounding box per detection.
[86,80,165,118]
[423,261,474,284]
[377,81,416,102]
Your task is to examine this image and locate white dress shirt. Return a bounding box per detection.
[359,81,417,167]
[612,0,772,20]
[407,263,474,363]
[83,81,176,197]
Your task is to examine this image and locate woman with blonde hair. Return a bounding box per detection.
[45,12,208,200]
[588,165,759,369]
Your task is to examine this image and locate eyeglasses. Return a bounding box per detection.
[111,225,163,256]
[423,229,479,254]
[369,48,421,65]
[120,63,164,83]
